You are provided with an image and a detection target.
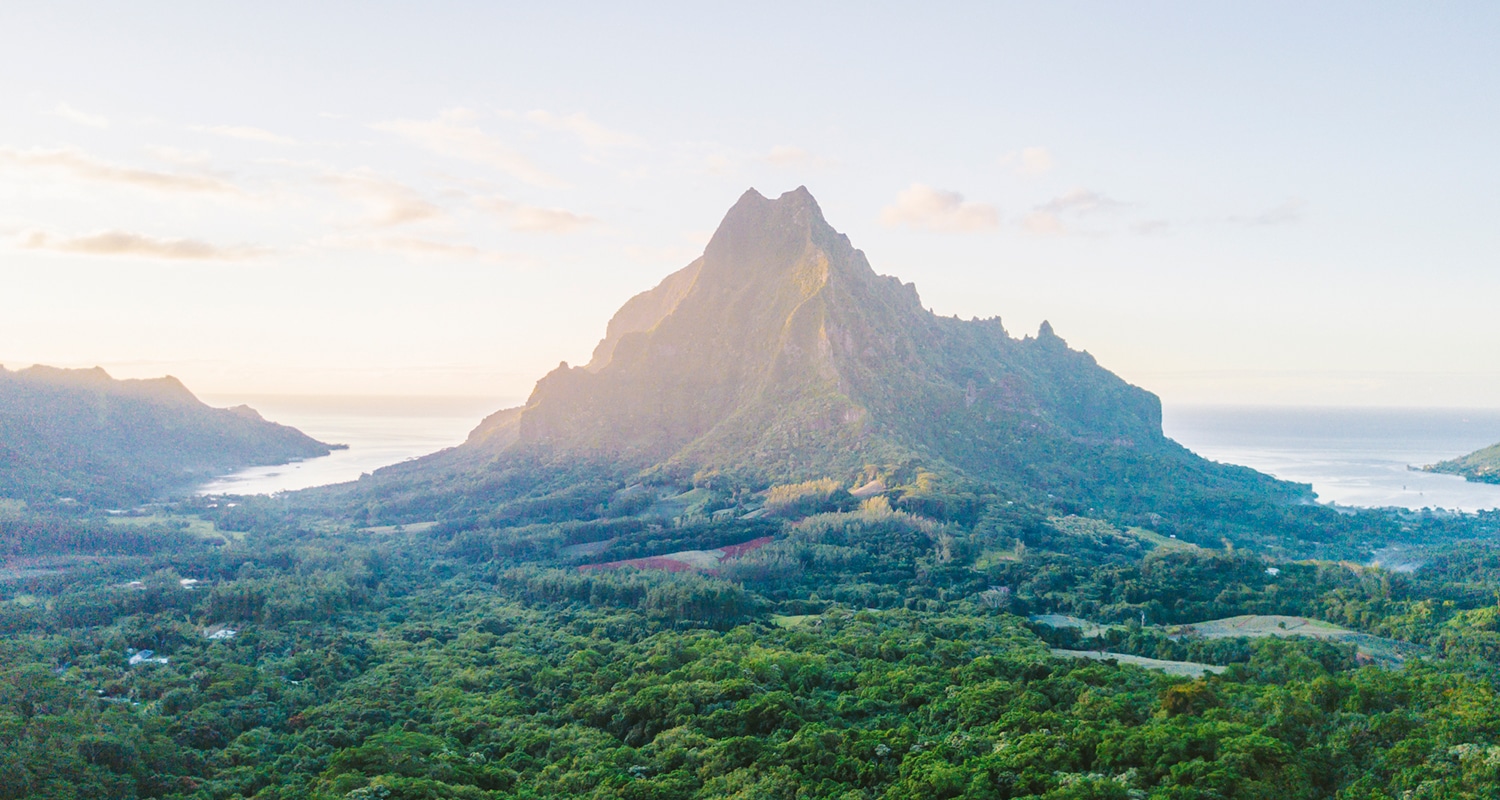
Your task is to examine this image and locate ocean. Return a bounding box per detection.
[196,395,517,496]
[1163,406,1500,511]
[198,398,1500,512]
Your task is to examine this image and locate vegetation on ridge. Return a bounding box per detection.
[1426,441,1500,484]
[0,365,335,506]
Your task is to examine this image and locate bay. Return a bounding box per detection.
[1163,406,1500,512]
[198,397,1500,511]
[196,395,516,496]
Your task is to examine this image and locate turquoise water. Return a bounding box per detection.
[1164,407,1500,511]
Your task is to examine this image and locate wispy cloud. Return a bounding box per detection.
[624,244,699,265]
[374,108,564,188]
[1234,198,1303,226]
[522,110,640,149]
[764,145,833,169]
[52,102,109,129]
[322,169,443,227]
[1020,212,1066,236]
[879,184,999,232]
[1000,146,1054,175]
[191,124,297,145]
[480,197,597,234]
[20,230,265,260]
[1036,189,1125,216]
[323,234,517,263]
[1021,188,1126,235]
[0,147,238,194]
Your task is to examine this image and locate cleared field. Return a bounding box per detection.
[109,514,232,543]
[1033,612,1423,667]
[771,614,818,629]
[1126,527,1200,552]
[1166,614,1423,665]
[360,521,439,535]
[1030,614,1122,639]
[1051,648,1225,678]
[580,536,774,574]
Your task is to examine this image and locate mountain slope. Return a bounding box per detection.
[0,365,335,505]
[371,187,1297,522]
[1426,442,1500,484]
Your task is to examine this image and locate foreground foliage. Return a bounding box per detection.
[5,488,1500,799]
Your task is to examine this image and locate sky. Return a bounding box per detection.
[2,2,1499,408]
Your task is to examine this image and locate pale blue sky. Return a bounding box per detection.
[2,2,1498,405]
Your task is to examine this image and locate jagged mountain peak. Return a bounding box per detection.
[449,187,1166,488]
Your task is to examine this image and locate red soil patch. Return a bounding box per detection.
[718,536,774,557]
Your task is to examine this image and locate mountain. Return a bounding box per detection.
[363,187,1297,527]
[0,365,335,505]
[1425,442,1500,484]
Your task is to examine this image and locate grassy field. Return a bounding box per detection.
[1051,648,1226,678]
[1126,526,1201,552]
[1030,614,1123,639]
[1033,612,1424,667]
[108,513,233,543]
[1166,614,1424,665]
[359,521,439,535]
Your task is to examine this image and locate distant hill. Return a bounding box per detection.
[0,365,334,505]
[1425,442,1500,484]
[356,187,1301,527]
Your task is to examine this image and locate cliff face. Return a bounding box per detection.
[458,187,1166,485]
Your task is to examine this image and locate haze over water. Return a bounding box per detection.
[1165,407,1500,512]
[200,397,1500,512]
[196,395,514,496]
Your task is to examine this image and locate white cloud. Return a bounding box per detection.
[768,146,813,166]
[146,146,214,167]
[1236,198,1303,226]
[481,197,597,234]
[624,244,699,265]
[1036,188,1125,216]
[53,103,109,129]
[522,110,640,148]
[191,124,297,145]
[1132,219,1170,236]
[1020,146,1053,174]
[322,169,444,227]
[0,147,238,194]
[1020,211,1065,236]
[703,154,735,176]
[20,230,265,260]
[764,145,833,169]
[321,234,519,263]
[879,184,999,233]
[1021,189,1126,236]
[1000,146,1054,175]
[374,108,565,188]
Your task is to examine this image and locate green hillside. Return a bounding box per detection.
[1426,442,1500,484]
[0,365,334,505]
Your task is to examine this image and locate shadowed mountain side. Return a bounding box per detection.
[333,187,1302,523]
[0,365,336,505]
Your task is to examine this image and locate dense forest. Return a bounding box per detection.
[6,473,1500,800]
